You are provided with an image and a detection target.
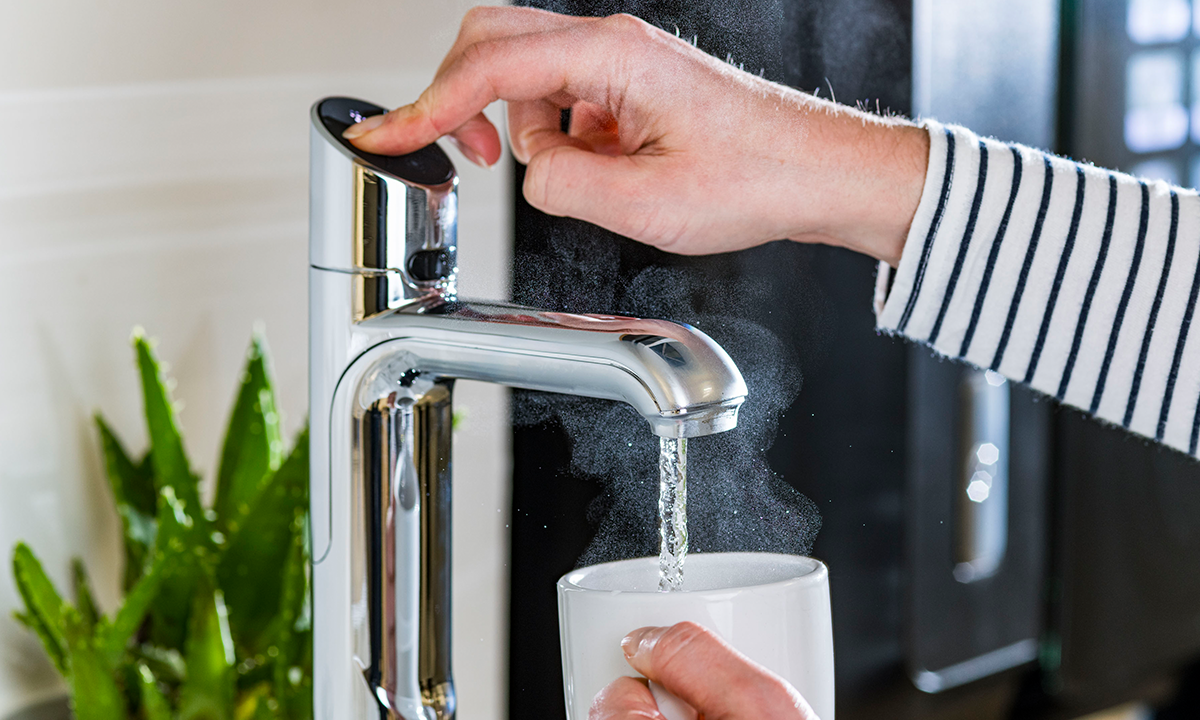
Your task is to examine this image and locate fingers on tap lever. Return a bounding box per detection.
[340,7,643,168]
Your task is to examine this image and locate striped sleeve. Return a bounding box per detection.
[876,120,1200,457]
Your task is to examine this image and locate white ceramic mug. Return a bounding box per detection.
[557,552,835,720]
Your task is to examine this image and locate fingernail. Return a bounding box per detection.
[447,135,491,168]
[343,114,385,139]
[622,626,666,659]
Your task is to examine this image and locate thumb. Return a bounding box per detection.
[521,145,656,237]
[621,622,818,719]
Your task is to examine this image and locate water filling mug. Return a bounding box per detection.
[557,552,835,720]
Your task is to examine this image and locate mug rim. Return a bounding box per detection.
[557,551,828,595]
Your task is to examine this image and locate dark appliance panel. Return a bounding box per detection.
[905,0,1057,694]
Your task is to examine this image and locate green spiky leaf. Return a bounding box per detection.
[133,332,200,511]
[11,329,312,720]
[59,604,125,720]
[179,584,235,720]
[96,415,159,590]
[119,500,158,592]
[11,543,69,675]
[96,414,157,517]
[232,683,273,720]
[12,609,69,679]
[72,558,101,632]
[217,427,308,656]
[129,643,185,688]
[99,549,173,667]
[66,641,128,720]
[251,696,277,720]
[136,663,173,720]
[148,485,208,652]
[214,335,284,535]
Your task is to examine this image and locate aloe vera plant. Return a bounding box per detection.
[11,331,310,720]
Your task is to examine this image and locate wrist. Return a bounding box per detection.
[786,108,930,267]
[849,122,930,266]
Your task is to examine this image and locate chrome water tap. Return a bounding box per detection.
[308,97,748,720]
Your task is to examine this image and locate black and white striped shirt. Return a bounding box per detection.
[876,121,1200,457]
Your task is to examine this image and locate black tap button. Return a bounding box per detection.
[317,97,455,187]
[407,249,454,281]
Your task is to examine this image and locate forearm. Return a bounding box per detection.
[878,122,1200,457]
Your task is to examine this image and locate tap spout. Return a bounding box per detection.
[354,297,746,438]
[311,291,747,720]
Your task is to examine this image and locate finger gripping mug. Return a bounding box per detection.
[557,552,835,720]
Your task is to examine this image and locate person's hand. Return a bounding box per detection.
[343,7,927,265]
[590,622,819,720]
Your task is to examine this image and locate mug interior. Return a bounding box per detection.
[560,551,824,593]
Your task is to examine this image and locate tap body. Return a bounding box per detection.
[309,98,747,720]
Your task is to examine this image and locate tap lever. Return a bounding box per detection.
[315,97,455,187]
[310,97,458,313]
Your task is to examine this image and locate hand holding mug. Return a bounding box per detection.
[557,553,834,720]
[590,622,820,720]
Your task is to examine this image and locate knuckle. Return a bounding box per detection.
[601,12,666,55]
[377,107,409,137]
[459,6,499,39]
[461,5,489,25]
[651,621,707,673]
[621,186,684,249]
[460,38,492,68]
[755,674,795,703]
[645,220,688,253]
[746,672,811,716]
[602,12,650,38]
[410,92,446,137]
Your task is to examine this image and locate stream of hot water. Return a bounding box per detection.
[658,436,688,591]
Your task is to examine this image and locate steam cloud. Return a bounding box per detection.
[512,219,822,567]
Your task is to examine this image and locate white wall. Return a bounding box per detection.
[0,1,512,717]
